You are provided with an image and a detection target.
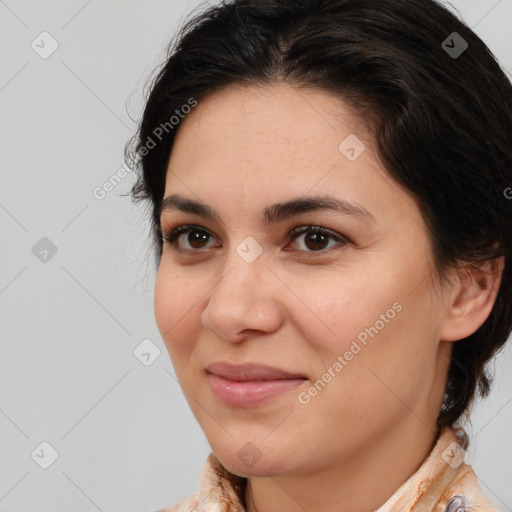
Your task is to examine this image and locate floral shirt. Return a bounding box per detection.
[157,427,497,512]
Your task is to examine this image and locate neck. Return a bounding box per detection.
[244,418,439,512]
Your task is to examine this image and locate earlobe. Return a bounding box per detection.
[440,257,505,342]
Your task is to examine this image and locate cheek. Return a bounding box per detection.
[302,274,440,416]
[292,249,438,381]
[153,267,202,357]
[286,265,402,357]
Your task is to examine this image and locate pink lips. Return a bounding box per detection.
[206,361,307,407]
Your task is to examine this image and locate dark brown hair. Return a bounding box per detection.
[126,0,512,432]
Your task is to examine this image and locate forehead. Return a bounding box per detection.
[163,83,416,227]
[171,83,364,151]
[167,84,369,180]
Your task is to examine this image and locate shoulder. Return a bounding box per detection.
[448,464,498,512]
[153,492,199,512]
[425,428,499,512]
[426,427,500,512]
[378,427,500,512]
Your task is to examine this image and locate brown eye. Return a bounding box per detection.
[303,231,330,251]
[287,226,348,253]
[187,230,210,249]
[163,225,218,251]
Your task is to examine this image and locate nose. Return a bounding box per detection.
[200,257,283,342]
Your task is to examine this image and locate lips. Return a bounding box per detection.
[205,361,306,381]
[205,361,307,407]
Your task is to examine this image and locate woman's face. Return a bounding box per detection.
[154,83,453,478]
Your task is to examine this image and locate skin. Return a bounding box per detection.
[154,83,502,512]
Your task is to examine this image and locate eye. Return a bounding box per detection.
[285,226,348,253]
[162,224,348,254]
[162,225,218,251]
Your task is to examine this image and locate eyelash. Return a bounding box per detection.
[161,224,349,255]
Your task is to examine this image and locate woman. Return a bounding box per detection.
[126,0,512,510]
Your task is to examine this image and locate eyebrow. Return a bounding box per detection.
[159,193,376,225]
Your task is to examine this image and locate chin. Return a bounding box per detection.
[209,435,298,478]
[216,452,291,478]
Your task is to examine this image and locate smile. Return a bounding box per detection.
[207,374,306,407]
[205,361,307,407]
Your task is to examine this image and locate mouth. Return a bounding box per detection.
[205,361,307,407]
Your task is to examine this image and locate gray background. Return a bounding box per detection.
[0,1,511,511]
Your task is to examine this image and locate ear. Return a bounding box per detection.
[440,257,505,342]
